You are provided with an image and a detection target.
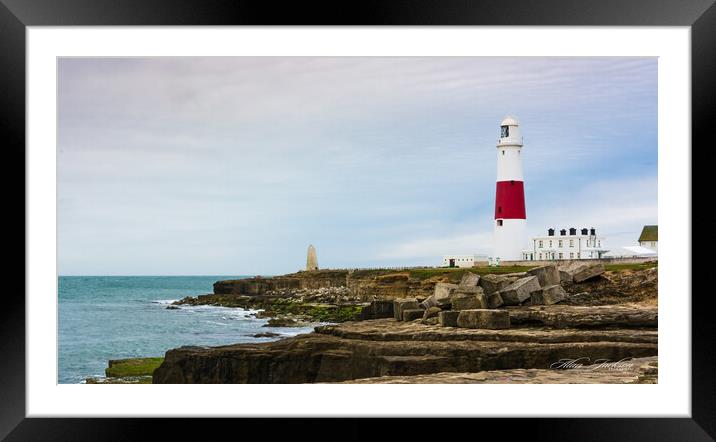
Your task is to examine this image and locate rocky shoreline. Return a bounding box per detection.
[152,306,657,383]
[92,262,658,384]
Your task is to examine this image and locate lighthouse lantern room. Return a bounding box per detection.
[493,116,527,261]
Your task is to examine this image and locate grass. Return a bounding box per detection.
[605,262,658,272]
[105,357,164,378]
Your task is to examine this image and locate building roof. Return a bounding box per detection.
[500,116,519,126]
[623,246,658,256]
[638,225,658,242]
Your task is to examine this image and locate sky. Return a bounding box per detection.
[57,57,657,275]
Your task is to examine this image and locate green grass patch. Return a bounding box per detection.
[605,262,658,272]
[105,357,164,378]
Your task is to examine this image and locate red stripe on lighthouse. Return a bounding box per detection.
[495,180,526,219]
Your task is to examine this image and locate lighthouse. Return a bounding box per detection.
[493,116,527,261]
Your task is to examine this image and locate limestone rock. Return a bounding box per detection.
[402,309,425,322]
[422,306,442,320]
[458,272,480,289]
[478,274,511,294]
[573,263,606,283]
[559,269,574,284]
[438,311,460,327]
[527,265,561,287]
[451,292,488,310]
[153,314,657,383]
[361,300,394,320]
[507,305,658,328]
[500,276,541,305]
[422,316,439,325]
[487,291,504,308]
[434,283,459,304]
[530,284,567,305]
[457,309,510,329]
[393,298,420,321]
[419,296,438,309]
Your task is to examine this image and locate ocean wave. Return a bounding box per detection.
[152,299,180,305]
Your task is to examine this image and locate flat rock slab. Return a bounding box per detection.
[457,309,510,329]
[153,329,657,383]
[331,357,658,384]
[507,304,657,328]
[316,319,657,344]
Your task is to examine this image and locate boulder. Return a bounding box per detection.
[433,283,459,305]
[452,285,483,295]
[530,284,567,305]
[451,292,488,311]
[487,291,504,308]
[361,300,395,320]
[573,263,606,283]
[500,276,541,306]
[423,306,442,320]
[403,309,425,322]
[419,296,438,309]
[393,298,420,321]
[458,272,480,289]
[438,311,460,327]
[422,316,440,325]
[559,269,574,284]
[456,309,510,329]
[478,274,511,294]
[527,265,560,287]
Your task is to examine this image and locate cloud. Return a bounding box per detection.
[57,57,657,275]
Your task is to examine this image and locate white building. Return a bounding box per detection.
[523,227,609,261]
[638,225,658,252]
[442,254,486,268]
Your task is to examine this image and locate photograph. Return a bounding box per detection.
[57,56,659,385]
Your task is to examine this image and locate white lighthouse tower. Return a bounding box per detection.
[492,116,527,262]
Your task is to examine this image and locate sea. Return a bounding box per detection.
[58,275,316,384]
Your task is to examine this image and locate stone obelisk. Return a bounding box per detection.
[306,244,318,271]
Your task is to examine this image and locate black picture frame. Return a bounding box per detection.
[3,0,712,439]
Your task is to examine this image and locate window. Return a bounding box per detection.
[539,240,543,248]
[570,252,574,258]
[549,240,553,247]
[559,253,563,259]
[558,240,563,247]
[569,240,574,247]
[501,125,509,138]
[539,253,542,260]
[502,150,505,156]
[577,253,580,258]
[496,220,503,226]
